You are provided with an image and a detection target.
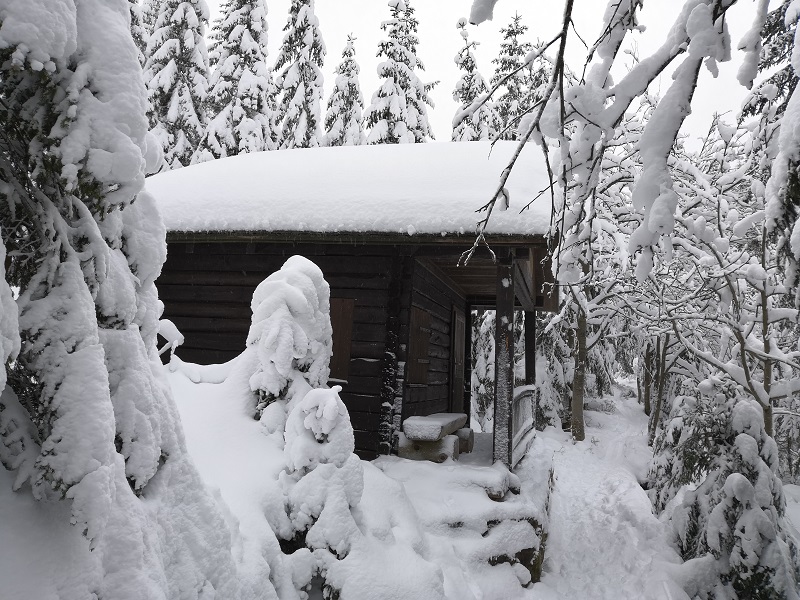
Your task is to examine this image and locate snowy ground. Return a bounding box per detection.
[4,368,800,598]
[166,360,689,600]
[525,388,689,599]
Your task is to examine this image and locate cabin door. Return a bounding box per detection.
[450,306,466,413]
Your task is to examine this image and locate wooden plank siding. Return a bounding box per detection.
[401,261,469,421]
[158,241,404,459]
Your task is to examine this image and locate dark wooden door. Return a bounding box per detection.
[329,297,355,383]
[451,307,466,412]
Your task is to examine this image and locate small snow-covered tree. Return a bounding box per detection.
[144,0,211,169]
[363,0,436,144]
[247,256,333,432]
[652,391,799,598]
[323,35,366,147]
[273,0,326,149]
[192,0,277,163]
[452,18,496,142]
[275,387,363,555]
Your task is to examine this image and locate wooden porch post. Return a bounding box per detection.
[463,305,473,423]
[493,250,515,468]
[524,312,536,386]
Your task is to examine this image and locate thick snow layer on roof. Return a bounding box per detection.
[146,141,552,236]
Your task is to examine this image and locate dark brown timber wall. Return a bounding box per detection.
[401,261,468,421]
[158,241,402,459]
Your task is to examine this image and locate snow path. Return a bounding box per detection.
[525,391,689,600]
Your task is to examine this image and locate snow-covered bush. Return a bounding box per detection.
[247,256,333,430]
[270,386,365,597]
[649,387,799,598]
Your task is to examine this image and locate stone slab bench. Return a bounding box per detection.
[398,433,459,463]
[402,413,468,442]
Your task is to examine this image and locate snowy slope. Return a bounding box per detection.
[145,141,552,236]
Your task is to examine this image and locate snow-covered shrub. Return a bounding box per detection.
[650,387,799,598]
[273,386,365,597]
[247,255,332,427]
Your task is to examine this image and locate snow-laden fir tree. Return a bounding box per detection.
[490,13,544,141]
[0,0,243,595]
[364,0,436,144]
[192,0,277,163]
[650,389,799,598]
[452,18,496,142]
[273,0,326,149]
[142,0,161,35]
[323,35,366,147]
[129,0,148,66]
[144,0,211,169]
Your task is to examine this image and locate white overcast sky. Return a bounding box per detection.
[206,0,761,143]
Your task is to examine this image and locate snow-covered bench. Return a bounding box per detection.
[398,413,473,462]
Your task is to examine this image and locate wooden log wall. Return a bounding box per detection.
[158,241,403,459]
[401,261,468,420]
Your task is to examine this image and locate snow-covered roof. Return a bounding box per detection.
[146,141,552,238]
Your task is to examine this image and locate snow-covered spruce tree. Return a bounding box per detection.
[470,309,495,433]
[490,13,547,141]
[142,0,161,35]
[273,0,326,150]
[452,18,497,142]
[192,0,277,163]
[323,35,365,147]
[246,256,332,434]
[144,0,210,169]
[0,2,246,596]
[129,0,148,66]
[652,388,799,598]
[364,0,436,144]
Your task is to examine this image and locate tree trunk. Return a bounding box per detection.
[763,401,773,439]
[643,342,652,419]
[571,308,587,442]
[649,335,669,446]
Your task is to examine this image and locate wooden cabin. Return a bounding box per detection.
[147,142,556,465]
